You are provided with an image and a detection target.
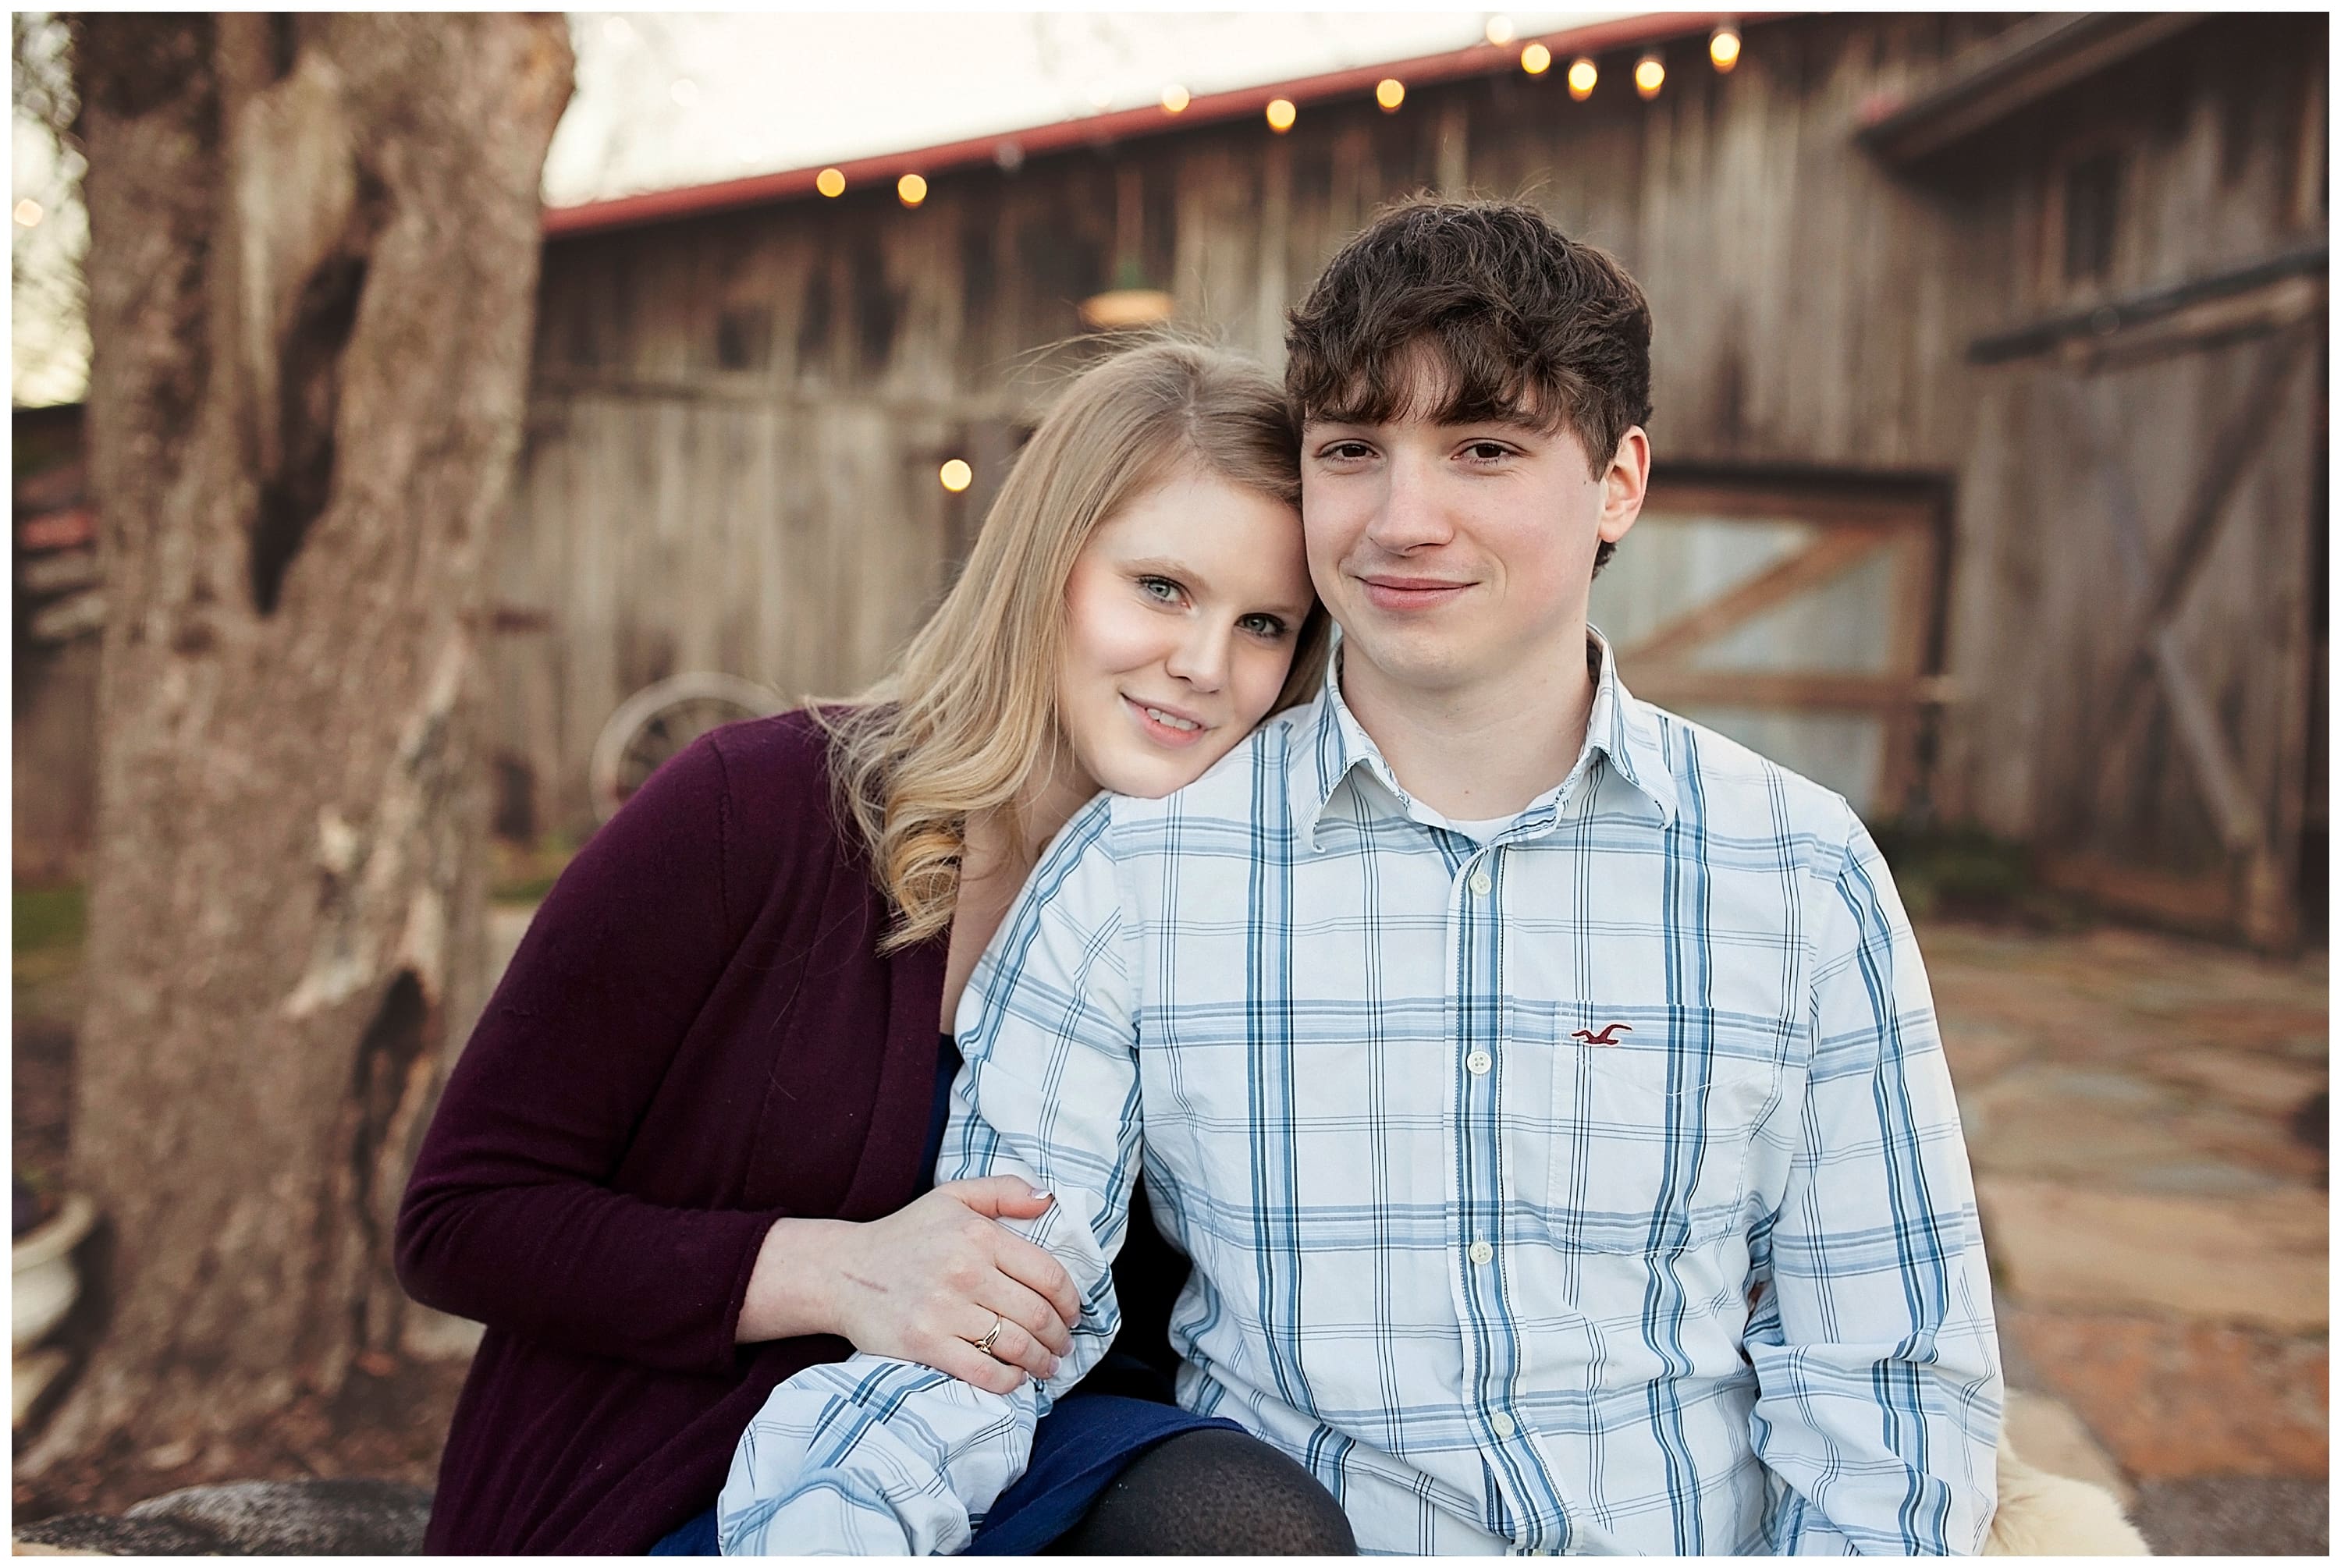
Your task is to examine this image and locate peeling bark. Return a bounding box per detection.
[25,13,572,1475]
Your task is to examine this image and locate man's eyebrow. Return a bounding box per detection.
[1459,407,1561,434]
[1304,404,1556,433]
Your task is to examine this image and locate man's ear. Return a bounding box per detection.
[1597,427,1650,546]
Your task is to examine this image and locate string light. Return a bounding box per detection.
[1520,42,1552,76]
[1567,57,1597,99]
[1265,98,1297,133]
[897,172,928,207]
[815,168,845,198]
[1086,81,1115,111]
[1635,52,1665,98]
[939,459,972,493]
[1710,23,1742,73]
[1484,16,1515,47]
[12,199,42,228]
[1376,78,1405,112]
[1161,83,1190,114]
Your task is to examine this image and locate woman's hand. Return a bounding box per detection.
[738,1177,1083,1395]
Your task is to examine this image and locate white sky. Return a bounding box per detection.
[546,11,1622,205]
[12,9,1628,404]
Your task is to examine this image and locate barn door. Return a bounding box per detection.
[1590,474,1948,822]
[2040,320,2323,950]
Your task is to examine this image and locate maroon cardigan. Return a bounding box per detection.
[396,711,944,1553]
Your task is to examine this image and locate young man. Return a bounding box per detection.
[720,200,2001,1555]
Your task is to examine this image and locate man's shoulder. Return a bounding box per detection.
[1632,699,1863,873]
[1022,715,1309,925]
[1106,704,1314,831]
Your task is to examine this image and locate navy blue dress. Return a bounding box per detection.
[651,1037,1236,1555]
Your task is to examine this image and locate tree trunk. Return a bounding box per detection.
[23,13,571,1477]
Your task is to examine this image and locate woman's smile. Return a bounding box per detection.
[1124,694,1211,745]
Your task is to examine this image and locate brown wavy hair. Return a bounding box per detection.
[821,340,1330,951]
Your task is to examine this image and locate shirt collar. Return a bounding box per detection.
[1290,623,1679,846]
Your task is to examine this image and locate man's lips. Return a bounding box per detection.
[1358,574,1472,611]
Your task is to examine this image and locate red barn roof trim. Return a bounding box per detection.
[542,12,1778,240]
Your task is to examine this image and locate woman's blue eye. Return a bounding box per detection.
[1239,614,1288,638]
[1138,576,1181,602]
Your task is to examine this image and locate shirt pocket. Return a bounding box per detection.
[1520,999,1784,1255]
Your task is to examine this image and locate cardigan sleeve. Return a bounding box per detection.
[395,730,786,1378]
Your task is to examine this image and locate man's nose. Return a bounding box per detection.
[1363,454,1454,553]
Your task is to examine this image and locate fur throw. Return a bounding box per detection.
[1985,1435,2150,1555]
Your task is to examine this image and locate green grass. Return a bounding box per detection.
[13,882,87,1027]
[490,831,580,906]
[492,873,563,906]
[1870,822,2083,928]
[13,883,86,956]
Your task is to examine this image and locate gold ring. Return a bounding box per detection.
[974,1313,1007,1357]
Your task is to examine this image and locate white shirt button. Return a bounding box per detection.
[1469,871,1493,896]
[1466,1049,1493,1075]
[1490,1411,1518,1439]
[1468,1239,1494,1265]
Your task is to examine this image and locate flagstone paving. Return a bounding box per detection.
[1924,919,2329,1555]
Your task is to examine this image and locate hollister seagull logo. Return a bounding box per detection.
[1571,1023,1632,1046]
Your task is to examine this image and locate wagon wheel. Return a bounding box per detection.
[589,672,788,825]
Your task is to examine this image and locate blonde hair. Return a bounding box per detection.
[822,340,1329,951]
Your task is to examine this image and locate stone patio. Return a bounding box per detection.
[1927,921,2329,1556]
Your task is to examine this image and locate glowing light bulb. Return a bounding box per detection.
[1162,83,1190,113]
[12,199,42,228]
[1636,53,1665,98]
[1710,25,1741,73]
[897,172,928,207]
[940,459,972,493]
[1520,42,1552,76]
[815,168,845,198]
[1568,57,1597,99]
[1485,16,1515,47]
[1265,98,1297,133]
[1376,78,1405,112]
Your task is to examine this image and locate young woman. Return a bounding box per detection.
[394,342,1352,1555]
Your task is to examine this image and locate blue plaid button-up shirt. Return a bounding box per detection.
[721,634,2002,1556]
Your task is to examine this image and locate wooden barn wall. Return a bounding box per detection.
[1935,12,2325,941]
[499,9,2324,941]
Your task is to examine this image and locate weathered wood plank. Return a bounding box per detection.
[1622,527,1896,664]
[1628,669,1941,711]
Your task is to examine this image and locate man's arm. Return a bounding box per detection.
[1745,812,2002,1555]
[718,798,1148,1555]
